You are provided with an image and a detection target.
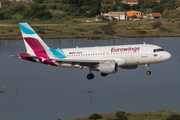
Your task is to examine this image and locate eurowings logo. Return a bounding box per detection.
[111,47,140,52]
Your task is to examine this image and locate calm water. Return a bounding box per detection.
[0,38,179,120]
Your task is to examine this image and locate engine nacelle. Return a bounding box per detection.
[121,65,138,70]
[98,62,118,74]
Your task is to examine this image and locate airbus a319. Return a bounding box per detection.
[15,23,171,80]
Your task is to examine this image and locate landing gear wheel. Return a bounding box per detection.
[101,73,108,77]
[87,73,94,80]
[146,71,151,75]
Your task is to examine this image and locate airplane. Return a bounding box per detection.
[15,23,171,80]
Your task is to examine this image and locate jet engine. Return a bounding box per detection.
[97,62,118,74]
[121,65,138,70]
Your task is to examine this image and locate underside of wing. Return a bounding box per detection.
[48,58,115,68]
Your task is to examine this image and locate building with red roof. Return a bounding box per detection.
[150,13,161,19]
[0,1,6,8]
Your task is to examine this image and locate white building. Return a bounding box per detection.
[103,12,126,20]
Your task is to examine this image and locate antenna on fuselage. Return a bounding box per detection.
[76,46,78,48]
[143,42,146,45]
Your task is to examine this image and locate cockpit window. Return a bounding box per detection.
[153,48,164,52]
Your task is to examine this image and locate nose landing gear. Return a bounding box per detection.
[145,64,151,75]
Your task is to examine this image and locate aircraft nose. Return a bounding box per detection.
[164,52,171,61]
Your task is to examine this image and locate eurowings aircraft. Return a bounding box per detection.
[16,23,171,79]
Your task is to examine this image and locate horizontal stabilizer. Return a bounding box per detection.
[11,54,38,58]
[19,56,38,58]
[10,55,19,57]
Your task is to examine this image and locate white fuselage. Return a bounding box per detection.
[55,44,171,68]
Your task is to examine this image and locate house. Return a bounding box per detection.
[122,0,138,6]
[0,1,6,8]
[125,10,142,18]
[150,13,161,19]
[102,12,126,20]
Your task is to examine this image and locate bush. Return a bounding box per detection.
[34,11,52,20]
[0,13,5,20]
[93,31,102,34]
[88,113,102,119]
[115,111,125,118]
[102,23,116,36]
[150,21,162,29]
[137,30,147,34]
[8,30,13,32]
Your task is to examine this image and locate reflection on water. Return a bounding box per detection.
[0,37,180,120]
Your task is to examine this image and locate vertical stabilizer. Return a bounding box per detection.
[19,23,50,54]
[19,22,61,61]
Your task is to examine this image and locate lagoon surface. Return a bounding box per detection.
[0,38,180,120]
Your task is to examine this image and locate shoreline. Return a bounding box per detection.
[0,20,180,40]
[1,34,180,41]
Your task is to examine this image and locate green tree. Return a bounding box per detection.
[152,4,164,13]
[139,0,145,4]
[61,0,101,16]
[115,0,123,5]
[88,113,102,119]
[160,0,169,4]
[132,4,140,10]
[120,3,131,11]
[115,111,125,118]
[34,0,44,4]
[0,13,5,20]
[8,2,25,14]
[31,4,46,14]
[22,10,33,19]
[175,0,180,7]
[3,9,13,19]
[163,0,175,9]
[145,0,157,8]
[35,11,52,20]
[89,6,99,17]
[104,0,111,4]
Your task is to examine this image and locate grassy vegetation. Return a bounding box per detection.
[1,17,180,40]
[64,110,180,120]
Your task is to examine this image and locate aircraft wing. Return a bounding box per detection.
[48,58,115,68]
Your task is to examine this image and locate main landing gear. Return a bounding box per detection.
[87,68,94,80]
[145,64,151,75]
[87,68,108,80]
[87,73,94,80]
[101,73,108,77]
[87,73,108,80]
